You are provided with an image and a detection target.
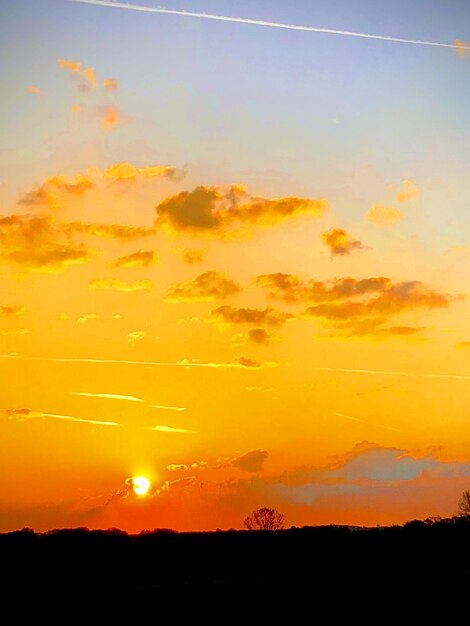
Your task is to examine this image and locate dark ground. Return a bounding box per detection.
[2,517,469,610]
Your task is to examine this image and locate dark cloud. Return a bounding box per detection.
[256,273,392,303]
[165,270,241,303]
[181,248,204,264]
[156,184,327,235]
[247,328,273,344]
[0,305,24,317]
[113,250,158,268]
[232,450,268,473]
[212,305,293,327]
[256,272,451,337]
[321,228,364,256]
[0,214,89,273]
[19,176,94,208]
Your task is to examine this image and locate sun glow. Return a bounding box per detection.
[131,476,151,496]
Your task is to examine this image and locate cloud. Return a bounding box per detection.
[150,404,186,412]
[113,250,158,268]
[67,2,470,53]
[212,305,293,327]
[0,305,24,317]
[321,228,364,256]
[165,270,241,303]
[88,278,153,292]
[100,105,127,130]
[255,272,451,336]
[6,408,42,418]
[156,184,327,235]
[58,58,96,91]
[103,77,118,90]
[58,59,81,73]
[127,330,147,344]
[326,321,425,340]
[104,162,186,182]
[177,356,277,369]
[232,450,268,473]
[334,413,402,433]
[229,356,275,369]
[7,407,121,427]
[165,451,268,473]
[67,221,155,240]
[18,161,183,212]
[81,67,97,90]
[71,104,129,131]
[166,464,190,471]
[77,313,100,324]
[0,328,30,336]
[456,341,470,349]
[247,328,273,344]
[150,425,194,434]
[181,248,204,264]
[72,392,145,402]
[0,214,90,273]
[454,39,470,57]
[396,179,419,203]
[1,353,279,370]
[278,442,470,496]
[27,86,43,95]
[304,282,450,325]
[367,204,403,225]
[257,273,449,310]
[19,175,94,208]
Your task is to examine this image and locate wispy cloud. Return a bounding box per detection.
[7,408,121,427]
[150,424,194,434]
[88,278,153,292]
[316,366,470,381]
[72,392,144,402]
[366,204,404,225]
[150,404,186,412]
[113,250,158,268]
[334,412,403,433]
[0,353,276,370]
[68,1,470,51]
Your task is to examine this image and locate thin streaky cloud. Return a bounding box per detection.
[68,0,470,51]
[72,392,144,402]
[316,367,470,381]
[0,354,270,369]
[150,404,186,412]
[150,424,194,434]
[11,411,122,427]
[334,412,402,433]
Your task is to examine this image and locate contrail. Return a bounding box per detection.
[67,0,470,51]
[316,366,470,381]
[0,354,261,369]
[334,412,402,433]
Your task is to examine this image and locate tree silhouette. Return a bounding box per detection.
[458,489,470,517]
[244,507,285,530]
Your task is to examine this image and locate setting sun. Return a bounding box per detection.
[131,476,151,496]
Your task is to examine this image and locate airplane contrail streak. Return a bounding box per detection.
[67,0,470,51]
[316,367,470,381]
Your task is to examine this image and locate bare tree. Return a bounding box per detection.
[244,507,285,530]
[458,490,470,517]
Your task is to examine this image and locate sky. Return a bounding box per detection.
[1,0,470,532]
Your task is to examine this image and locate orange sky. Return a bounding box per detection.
[1,0,470,532]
